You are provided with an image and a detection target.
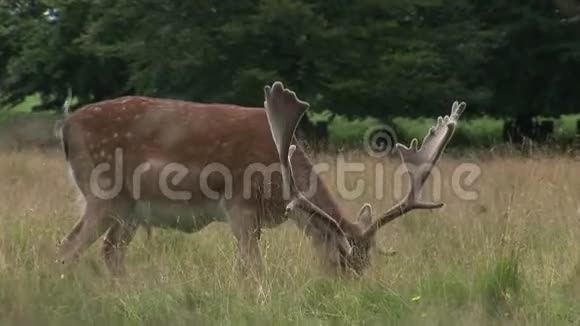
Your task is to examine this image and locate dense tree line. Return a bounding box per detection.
[0,0,579,124]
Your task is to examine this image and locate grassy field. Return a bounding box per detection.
[0,148,579,325]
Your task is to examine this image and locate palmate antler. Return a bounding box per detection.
[263,82,353,255]
[263,81,465,255]
[363,101,466,237]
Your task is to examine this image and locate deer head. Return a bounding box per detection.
[263,81,466,274]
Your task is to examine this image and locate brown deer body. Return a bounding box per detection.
[58,83,465,277]
[58,96,350,275]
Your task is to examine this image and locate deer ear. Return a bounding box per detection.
[357,203,373,227]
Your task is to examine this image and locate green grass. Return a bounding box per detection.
[0,151,580,325]
[2,94,41,112]
[0,95,60,127]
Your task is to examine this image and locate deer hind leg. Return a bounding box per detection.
[57,198,132,268]
[102,216,139,277]
[229,206,264,279]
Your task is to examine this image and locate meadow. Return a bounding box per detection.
[0,146,579,325]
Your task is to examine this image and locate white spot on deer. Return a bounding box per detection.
[158,125,187,148]
[93,107,102,112]
[113,133,119,138]
[100,150,106,158]
[126,132,133,138]
[134,114,141,120]
[102,138,109,144]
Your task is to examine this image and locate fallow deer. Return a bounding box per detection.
[57,81,465,276]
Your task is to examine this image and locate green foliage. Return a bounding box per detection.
[1,1,579,120]
[328,114,504,149]
[328,115,381,147]
[558,114,580,141]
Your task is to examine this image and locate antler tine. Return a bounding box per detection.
[363,101,466,237]
[263,82,352,255]
[263,82,308,198]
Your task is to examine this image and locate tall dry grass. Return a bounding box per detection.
[0,149,579,325]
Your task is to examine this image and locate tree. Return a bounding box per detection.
[0,0,578,132]
[0,0,130,110]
